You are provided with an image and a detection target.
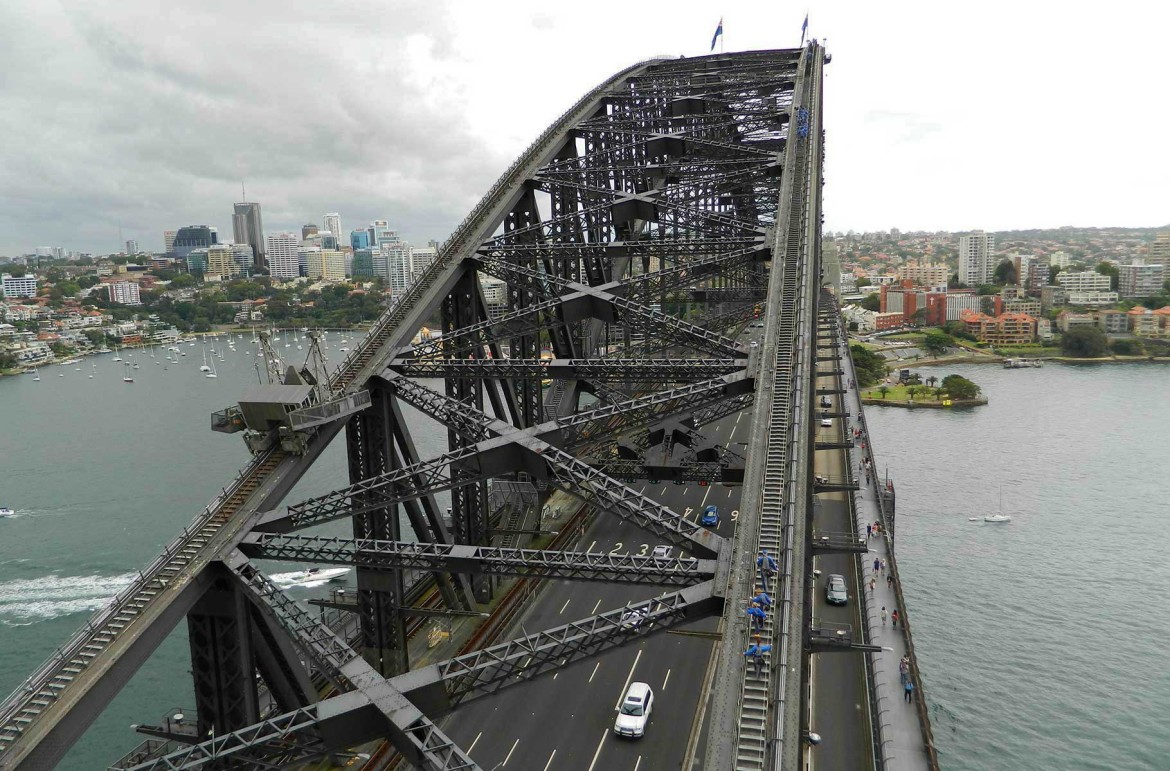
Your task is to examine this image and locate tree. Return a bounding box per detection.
[1049,265,1063,284]
[906,385,919,401]
[1109,338,1142,356]
[83,329,107,347]
[1095,262,1120,291]
[850,344,887,387]
[911,308,927,327]
[941,374,981,400]
[856,277,872,288]
[878,385,889,399]
[922,329,953,356]
[859,294,881,312]
[1060,326,1108,358]
[976,284,999,296]
[170,274,196,289]
[925,375,938,389]
[993,259,1018,285]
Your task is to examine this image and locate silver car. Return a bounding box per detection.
[825,573,848,605]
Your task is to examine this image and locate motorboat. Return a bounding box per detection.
[0,507,14,518]
[285,567,350,583]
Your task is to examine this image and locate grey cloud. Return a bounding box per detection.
[0,0,508,254]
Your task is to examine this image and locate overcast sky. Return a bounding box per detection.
[2,0,1167,256]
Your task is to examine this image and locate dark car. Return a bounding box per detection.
[825,574,848,605]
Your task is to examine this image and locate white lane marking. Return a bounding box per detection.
[543,750,557,771]
[468,732,483,754]
[660,486,668,497]
[592,599,603,615]
[503,738,520,766]
[634,756,642,771]
[614,649,644,709]
[587,540,597,552]
[736,411,743,425]
[662,668,671,692]
[727,488,733,499]
[559,598,571,614]
[729,426,737,441]
[682,486,688,496]
[589,661,601,683]
[701,485,713,507]
[586,731,609,771]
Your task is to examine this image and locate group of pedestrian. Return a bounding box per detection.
[746,591,772,631]
[899,655,915,701]
[872,556,887,575]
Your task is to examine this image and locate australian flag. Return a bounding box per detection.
[710,18,723,51]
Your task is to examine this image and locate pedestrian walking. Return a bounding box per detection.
[757,550,777,593]
[904,679,914,703]
[880,606,887,625]
[899,656,909,685]
[881,558,888,574]
[887,574,893,589]
[866,523,872,540]
[868,577,875,593]
[746,606,767,631]
[892,609,899,628]
[873,558,881,573]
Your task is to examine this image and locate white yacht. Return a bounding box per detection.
[0,507,15,518]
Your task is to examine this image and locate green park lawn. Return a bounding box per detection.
[859,383,945,401]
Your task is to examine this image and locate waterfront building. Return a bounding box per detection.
[960,310,1036,344]
[163,230,177,253]
[232,202,265,272]
[172,225,217,260]
[1117,261,1164,298]
[1,274,37,298]
[1096,309,1130,335]
[958,231,994,287]
[1056,311,1095,332]
[1128,307,1164,338]
[265,233,300,280]
[323,213,342,239]
[106,281,142,306]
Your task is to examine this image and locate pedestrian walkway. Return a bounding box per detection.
[840,339,935,770]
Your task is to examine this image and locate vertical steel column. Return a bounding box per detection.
[345,382,409,677]
[186,570,259,740]
[504,189,544,429]
[442,270,492,602]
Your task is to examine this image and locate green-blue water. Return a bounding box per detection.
[866,362,1170,770]
[2,351,1168,769]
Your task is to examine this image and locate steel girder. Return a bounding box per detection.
[389,357,743,383]
[239,535,717,586]
[391,581,722,714]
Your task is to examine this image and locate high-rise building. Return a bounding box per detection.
[232,202,265,272]
[1026,259,1050,294]
[1148,233,1170,269]
[368,221,399,248]
[266,233,300,280]
[302,224,319,240]
[958,231,994,287]
[125,239,139,255]
[173,225,217,260]
[186,248,209,275]
[163,230,178,253]
[351,248,376,279]
[304,249,346,281]
[229,244,254,275]
[1118,260,1164,298]
[323,213,341,240]
[381,243,412,291]
[895,261,948,287]
[205,244,242,279]
[1,274,37,298]
[106,281,142,305]
[350,229,371,251]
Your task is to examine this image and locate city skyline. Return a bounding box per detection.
[1,1,1168,256]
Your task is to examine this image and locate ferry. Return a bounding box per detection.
[1003,357,1042,369]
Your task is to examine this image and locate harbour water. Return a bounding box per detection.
[866,362,1170,771]
[2,350,1168,768]
[0,335,447,768]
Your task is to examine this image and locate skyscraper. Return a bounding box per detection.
[265,233,300,280]
[163,230,177,253]
[173,225,217,260]
[958,231,994,287]
[350,229,370,250]
[232,202,265,272]
[125,239,139,255]
[302,224,319,240]
[323,213,341,240]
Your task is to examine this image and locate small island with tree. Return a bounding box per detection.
[851,344,986,408]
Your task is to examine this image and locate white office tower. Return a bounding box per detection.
[382,244,412,292]
[958,231,995,287]
[410,247,437,280]
[323,213,342,240]
[265,233,301,280]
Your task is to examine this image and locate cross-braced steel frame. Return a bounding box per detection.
[0,46,830,771]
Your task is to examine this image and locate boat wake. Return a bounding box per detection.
[0,572,137,625]
[269,570,348,589]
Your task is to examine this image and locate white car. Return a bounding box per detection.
[619,608,648,629]
[614,682,654,738]
[820,417,833,428]
[652,545,673,560]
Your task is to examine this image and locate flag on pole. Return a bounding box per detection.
[800,14,809,46]
[710,18,723,51]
